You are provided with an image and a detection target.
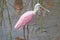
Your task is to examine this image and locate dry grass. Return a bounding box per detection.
[15,37,25,40]
[14,0,23,15]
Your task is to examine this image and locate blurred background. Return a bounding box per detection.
[0,0,60,40]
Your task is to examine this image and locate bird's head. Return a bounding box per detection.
[34,3,50,13]
[34,3,41,12]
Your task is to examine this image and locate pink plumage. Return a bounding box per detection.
[14,11,35,30]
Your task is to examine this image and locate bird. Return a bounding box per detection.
[14,3,50,40]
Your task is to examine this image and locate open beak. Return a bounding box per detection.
[40,6,50,12]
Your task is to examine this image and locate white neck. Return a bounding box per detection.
[33,9,38,14]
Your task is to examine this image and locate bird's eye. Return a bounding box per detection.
[40,7,41,8]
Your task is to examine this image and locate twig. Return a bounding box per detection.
[39,0,43,33]
[5,1,12,40]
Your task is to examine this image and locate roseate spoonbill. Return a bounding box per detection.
[14,3,50,40]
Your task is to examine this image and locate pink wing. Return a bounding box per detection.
[14,12,34,30]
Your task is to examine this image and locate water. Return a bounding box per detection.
[0,0,60,40]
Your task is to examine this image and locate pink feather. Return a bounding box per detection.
[14,11,35,30]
